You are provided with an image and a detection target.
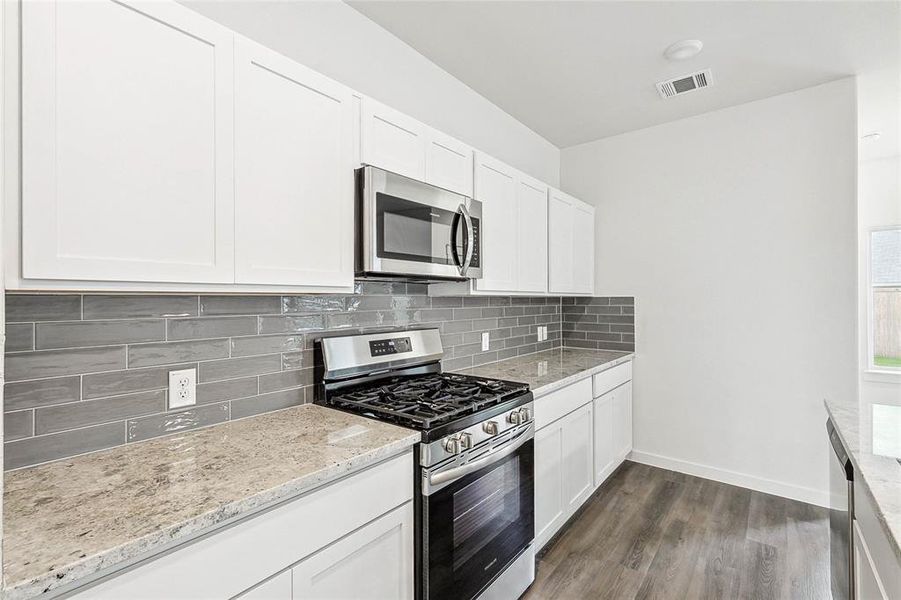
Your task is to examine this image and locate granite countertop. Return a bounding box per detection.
[456,347,634,397]
[825,399,901,563]
[3,404,420,600]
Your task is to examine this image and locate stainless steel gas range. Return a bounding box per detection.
[316,328,535,600]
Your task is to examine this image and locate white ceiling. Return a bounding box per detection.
[349,0,901,150]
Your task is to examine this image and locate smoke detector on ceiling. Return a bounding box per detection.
[656,69,713,99]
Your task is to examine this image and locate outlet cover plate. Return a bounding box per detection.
[481,331,490,351]
[168,368,197,409]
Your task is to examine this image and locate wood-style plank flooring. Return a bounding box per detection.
[523,461,830,600]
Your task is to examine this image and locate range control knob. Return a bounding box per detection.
[507,411,523,426]
[443,437,461,455]
[518,407,533,423]
[482,421,499,436]
[458,432,473,450]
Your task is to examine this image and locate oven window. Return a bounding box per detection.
[376,193,462,265]
[452,458,521,571]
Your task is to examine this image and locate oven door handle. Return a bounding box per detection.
[459,204,475,277]
[428,424,533,488]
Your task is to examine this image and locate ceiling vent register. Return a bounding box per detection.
[656,69,713,99]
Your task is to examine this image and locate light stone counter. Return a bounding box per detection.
[825,398,901,563]
[456,347,634,398]
[3,404,419,600]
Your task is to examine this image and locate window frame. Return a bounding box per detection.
[866,225,901,377]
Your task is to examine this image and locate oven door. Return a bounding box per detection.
[420,424,534,600]
[361,166,482,280]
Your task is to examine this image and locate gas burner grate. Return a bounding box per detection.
[326,373,528,430]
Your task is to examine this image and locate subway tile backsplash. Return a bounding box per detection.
[4,285,634,470]
[560,297,636,351]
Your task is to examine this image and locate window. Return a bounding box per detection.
[870,227,901,370]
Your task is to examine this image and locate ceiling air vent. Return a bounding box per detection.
[656,69,713,99]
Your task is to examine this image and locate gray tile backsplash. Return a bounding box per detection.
[561,296,636,351]
[4,285,634,470]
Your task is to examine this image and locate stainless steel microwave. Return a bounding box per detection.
[356,166,482,281]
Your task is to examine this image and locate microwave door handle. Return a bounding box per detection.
[449,207,463,269]
[460,204,475,276]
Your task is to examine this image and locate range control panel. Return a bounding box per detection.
[369,337,412,357]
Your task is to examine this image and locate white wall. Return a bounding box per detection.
[560,79,858,505]
[181,0,560,186]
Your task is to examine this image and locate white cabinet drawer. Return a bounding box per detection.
[592,362,632,398]
[534,377,592,430]
[73,452,413,600]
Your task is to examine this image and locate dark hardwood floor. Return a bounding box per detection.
[523,461,831,600]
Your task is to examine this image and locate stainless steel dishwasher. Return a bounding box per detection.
[828,418,854,600]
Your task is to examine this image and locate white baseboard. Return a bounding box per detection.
[628,449,830,508]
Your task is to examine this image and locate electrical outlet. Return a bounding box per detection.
[481,331,490,351]
[168,368,196,409]
[537,326,547,342]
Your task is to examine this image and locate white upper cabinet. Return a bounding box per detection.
[425,130,474,197]
[362,98,427,182]
[548,188,595,295]
[21,0,235,283]
[472,153,548,294]
[572,200,596,295]
[474,153,519,292]
[516,175,549,293]
[234,37,353,288]
[362,97,473,196]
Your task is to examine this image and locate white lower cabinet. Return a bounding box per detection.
[238,571,293,600]
[593,381,632,488]
[592,391,615,486]
[853,478,901,600]
[534,419,566,547]
[533,389,594,550]
[70,452,413,600]
[562,403,594,512]
[534,363,634,552]
[612,381,633,460]
[292,503,414,600]
[854,521,889,600]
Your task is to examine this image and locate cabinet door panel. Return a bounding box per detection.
[517,177,549,293]
[548,190,574,293]
[474,154,518,292]
[425,131,473,196]
[593,391,615,487]
[853,521,890,600]
[562,403,594,511]
[22,0,234,283]
[534,422,565,548]
[613,382,633,459]
[292,503,414,600]
[362,99,426,181]
[235,38,353,288]
[238,571,292,600]
[572,200,595,294]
